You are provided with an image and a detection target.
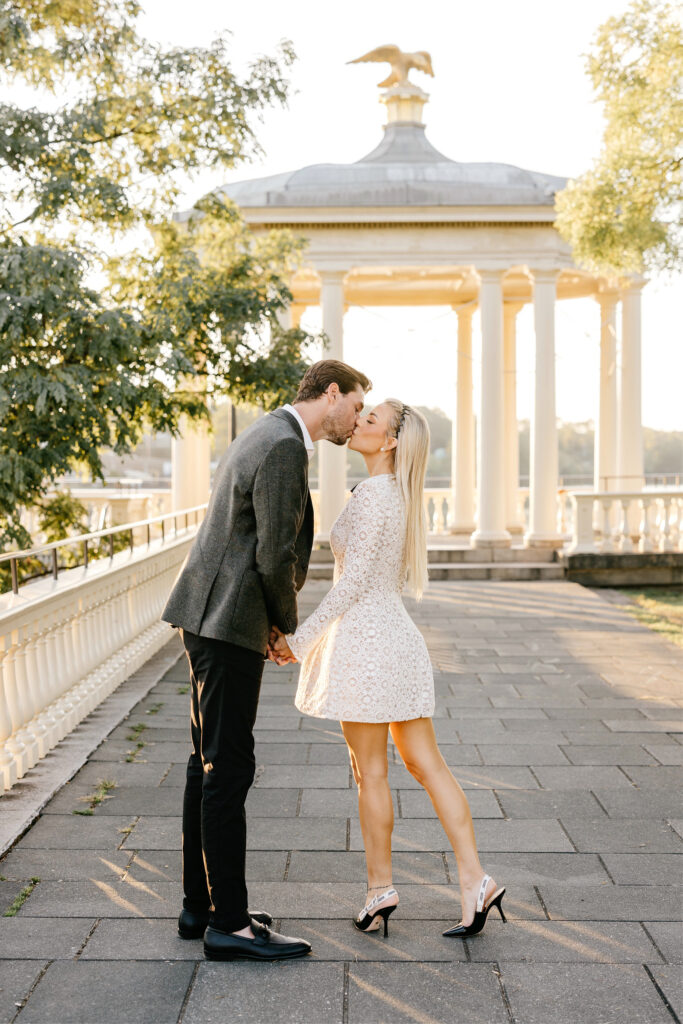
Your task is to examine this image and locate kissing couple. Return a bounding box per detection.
[162,359,505,961]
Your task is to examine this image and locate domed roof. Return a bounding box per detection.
[219,122,566,209]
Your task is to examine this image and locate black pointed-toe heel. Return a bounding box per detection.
[443,874,507,938]
[353,888,399,938]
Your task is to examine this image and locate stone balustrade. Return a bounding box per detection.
[0,509,205,793]
[568,490,683,554]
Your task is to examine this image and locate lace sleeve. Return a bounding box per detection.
[287,483,386,660]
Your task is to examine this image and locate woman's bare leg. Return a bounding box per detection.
[390,717,495,925]
[341,721,397,907]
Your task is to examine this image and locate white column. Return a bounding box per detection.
[594,291,619,493]
[451,305,476,535]
[618,280,645,491]
[318,271,347,535]
[504,302,524,536]
[526,269,561,545]
[472,270,510,547]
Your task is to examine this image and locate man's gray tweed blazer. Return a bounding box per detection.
[162,408,314,654]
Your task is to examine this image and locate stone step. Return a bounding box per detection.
[307,562,566,581]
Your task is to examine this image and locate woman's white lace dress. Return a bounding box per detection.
[287,474,435,723]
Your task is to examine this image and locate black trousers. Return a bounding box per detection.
[180,629,264,933]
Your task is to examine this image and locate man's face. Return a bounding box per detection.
[320,385,365,446]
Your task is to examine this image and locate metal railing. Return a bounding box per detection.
[1,504,208,596]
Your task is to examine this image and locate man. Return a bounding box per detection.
[162,359,371,962]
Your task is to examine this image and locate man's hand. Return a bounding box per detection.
[267,626,297,666]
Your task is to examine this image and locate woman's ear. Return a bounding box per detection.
[385,436,398,452]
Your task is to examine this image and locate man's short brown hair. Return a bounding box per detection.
[295,360,371,403]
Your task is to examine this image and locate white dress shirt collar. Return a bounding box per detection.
[282,404,315,458]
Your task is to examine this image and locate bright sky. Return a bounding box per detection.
[70,2,683,429]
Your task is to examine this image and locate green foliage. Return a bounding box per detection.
[37,490,88,542]
[555,0,683,276]
[0,1,317,551]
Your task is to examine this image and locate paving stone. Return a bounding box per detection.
[476,744,569,765]
[0,960,46,1023]
[110,724,191,743]
[645,744,683,765]
[560,819,683,854]
[601,854,683,885]
[564,731,680,746]
[246,881,544,920]
[245,788,300,816]
[501,963,673,1023]
[124,849,287,884]
[16,878,182,918]
[496,789,605,819]
[531,766,634,790]
[53,786,181,817]
[183,961,342,1024]
[437,766,541,790]
[248,818,347,851]
[592,787,683,819]
[286,851,449,884]
[538,884,680,921]
[0,918,95,958]
[447,852,609,887]
[626,766,683,787]
[560,745,658,765]
[299,789,397,817]
[81,918,200,960]
[19,961,194,1024]
[255,766,349,788]
[307,744,354,764]
[648,966,683,1021]
[643,922,683,962]
[72,762,171,787]
[605,719,682,733]
[120,815,181,850]
[18,815,136,850]
[350,818,572,853]
[0,849,130,882]
[89,740,190,762]
[278,917,469,961]
[467,919,662,962]
[0,879,27,914]
[399,787,502,819]
[347,962,508,1024]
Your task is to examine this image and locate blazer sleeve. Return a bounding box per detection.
[252,437,309,635]
[287,482,386,660]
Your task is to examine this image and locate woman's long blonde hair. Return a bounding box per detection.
[385,399,430,600]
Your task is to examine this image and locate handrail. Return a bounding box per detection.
[1,503,208,596]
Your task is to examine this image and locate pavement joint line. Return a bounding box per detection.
[493,960,516,1024]
[590,791,611,816]
[526,765,544,789]
[177,961,200,1024]
[120,850,136,882]
[441,851,452,884]
[282,851,292,882]
[295,788,303,817]
[491,790,508,819]
[345,819,351,852]
[596,853,617,884]
[158,763,173,785]
[643,964,682,1023]
[533,885,551,920]
[396,789,403,819]
[342,960,350,1024]
[640,922,669,964]
[9,959,51,1024]
[74,918,100,959]
[617,764,638,786]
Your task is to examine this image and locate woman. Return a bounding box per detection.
[274,400,506,938]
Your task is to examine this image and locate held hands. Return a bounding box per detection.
[267,626,297,666]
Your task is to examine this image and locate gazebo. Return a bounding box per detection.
[173,51,644,547]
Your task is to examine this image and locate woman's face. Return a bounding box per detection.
[348,402,395,454]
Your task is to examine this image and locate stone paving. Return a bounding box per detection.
[0,580,682,1024]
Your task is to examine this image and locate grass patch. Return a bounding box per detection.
[617,587,683,647]
[125,722,148,761]
[73,779,116,816]
[126,722,148,740]
[177,685,190,695]
[146,702,164,715]
[4,878,40,917]
[118,821,135,837]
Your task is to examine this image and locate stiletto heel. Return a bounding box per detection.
[442,874,507,938]
[354,888,399,938]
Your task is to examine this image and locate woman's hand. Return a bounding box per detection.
[267,626,297,665]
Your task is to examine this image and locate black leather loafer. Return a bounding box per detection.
[203,920,312,961]
[178,907,273,939]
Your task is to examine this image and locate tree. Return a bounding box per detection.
[555,0,683,276]
[0,1,315,549]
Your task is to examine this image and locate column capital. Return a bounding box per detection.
[528,267,561,285]
[452,302,477,318]
[620,275,646,296]
[594,286,620,308]
[476,267,507,285]
[316,269,349,286]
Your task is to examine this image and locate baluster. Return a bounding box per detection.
[20,631,49,759]
[35,626,59,749]
[619,499,634,552]
[660,498,673,552]
[427,497,435,532]
[600,498,614,553]
[2,642,29,778]
[638,498,653,553]
[0,644,18,789]
[440,498,448,533]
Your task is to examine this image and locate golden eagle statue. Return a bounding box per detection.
[347,45,434,89]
